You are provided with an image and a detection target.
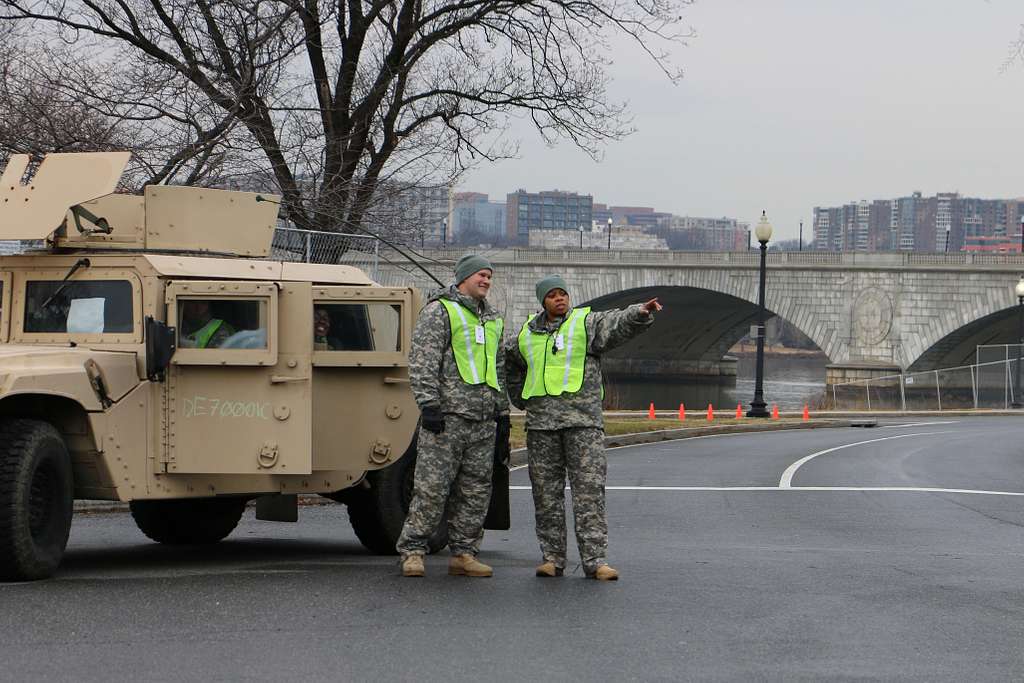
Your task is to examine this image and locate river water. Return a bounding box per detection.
[606,353,828,412]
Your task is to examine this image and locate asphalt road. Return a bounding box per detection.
[3,416,1024,681]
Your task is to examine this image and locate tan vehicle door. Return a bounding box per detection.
[164,280,312,475]
[310,286,418,471]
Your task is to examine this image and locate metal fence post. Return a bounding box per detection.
[1006,360,1011,409]
[865,380,871,411]
[934,370,941,411]
[899,373,907,412]
[305,233,312,263]
[971,365,977,409]
[1010,358,1016,407]
[373,238,380,280]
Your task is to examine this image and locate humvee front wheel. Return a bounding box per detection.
[129,498,246,545]
[0,419,74,581]
[346,435,448,555]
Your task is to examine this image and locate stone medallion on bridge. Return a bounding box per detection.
[852,289,894,345]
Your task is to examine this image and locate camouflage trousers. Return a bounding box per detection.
[527,427,607,573]
[396,415,495,557]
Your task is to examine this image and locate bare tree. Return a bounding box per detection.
[1,0,692,243]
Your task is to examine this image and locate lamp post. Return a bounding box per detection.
[1012,276,1024,409]
[1019,215,1023,254]
[606,217,613,250]
[747,211,773,418]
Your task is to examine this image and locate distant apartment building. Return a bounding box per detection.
[506,189,593,240]
[814,193,1024,252]
[450,192,506,241]
[657,215,750,251]
[367,182,452,245]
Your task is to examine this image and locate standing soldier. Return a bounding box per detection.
[506,275,661,580]
[396,254,510,578]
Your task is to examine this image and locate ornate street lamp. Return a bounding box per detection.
[1012,275,1024,408]
[747,211,773,418]
[606,216,613,250]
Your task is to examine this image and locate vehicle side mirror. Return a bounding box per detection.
[145,315,177,381]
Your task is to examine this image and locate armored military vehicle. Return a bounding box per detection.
[0,152,449,580]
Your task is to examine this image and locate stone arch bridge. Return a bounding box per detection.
[374,248,1024,384]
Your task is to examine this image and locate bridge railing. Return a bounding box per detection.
[375,247,1024,269]
[828,357,1023,411]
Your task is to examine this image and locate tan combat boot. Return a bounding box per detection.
[535,561,564,577]
[591,565,619,581]
[401,554,425,577]
[448,554,493,577]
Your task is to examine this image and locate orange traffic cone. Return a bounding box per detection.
[771,404,779,419]
[802,404,810,421]
[678,403,686,421]
[648,402,656,420]
[706,404,714,421]
[735,403,743,419]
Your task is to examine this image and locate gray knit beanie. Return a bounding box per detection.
[454,254,493,284]
[535,274,569,304]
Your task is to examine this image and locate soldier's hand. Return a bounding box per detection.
[495,414,511,443]
[640,298,662,315]
[421,406,445,434]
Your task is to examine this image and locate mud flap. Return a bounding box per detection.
[483,428,511,530]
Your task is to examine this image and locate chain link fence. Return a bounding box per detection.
[271,227,381,279]
[829,351,1024,411]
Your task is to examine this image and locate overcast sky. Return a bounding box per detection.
[461,0,1024,242]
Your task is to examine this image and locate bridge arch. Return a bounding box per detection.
[579,285,831,377]
[908,304,1022,371]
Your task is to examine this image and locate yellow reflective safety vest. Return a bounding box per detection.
[438,299,503,390]
[517,307,591,399]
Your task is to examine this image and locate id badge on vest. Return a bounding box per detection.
[475,325,486,344]
[554,333,565,351]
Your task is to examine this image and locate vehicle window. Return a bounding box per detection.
[24,280,133,334]
[178,298,267,349]
[313,303,401,352]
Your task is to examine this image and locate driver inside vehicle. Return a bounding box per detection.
[179,300,236,349]
[313,307,342,350]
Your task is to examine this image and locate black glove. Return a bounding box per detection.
[495,414,511,444]
[421,406,445,434]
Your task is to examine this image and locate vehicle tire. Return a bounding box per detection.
[129,498,246,545]
[0,418,74,581]
[346,435,448,555]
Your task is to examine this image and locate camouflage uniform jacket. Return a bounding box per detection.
[505,304,653,430]
[409,285,509,421]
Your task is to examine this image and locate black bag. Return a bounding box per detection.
[483,426,511,530]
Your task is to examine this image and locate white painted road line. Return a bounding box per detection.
[508,485,1024,496]
[778,431,954,488]
[879,421,960,428]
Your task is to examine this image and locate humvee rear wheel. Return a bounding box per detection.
[129,498,246,545]
[0,419,74,581]
[346,435,448,555]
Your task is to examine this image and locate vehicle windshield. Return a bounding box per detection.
[24,280,134,334]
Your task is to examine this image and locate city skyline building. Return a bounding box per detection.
[505,189,594,239]
[450,192,506,242]
[814,192,1024,252]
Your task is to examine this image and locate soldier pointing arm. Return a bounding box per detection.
[506,274,660,580]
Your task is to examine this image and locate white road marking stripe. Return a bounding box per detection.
[778,431,954,488]
[879,421,960,428]
[508,485,1024,496]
